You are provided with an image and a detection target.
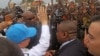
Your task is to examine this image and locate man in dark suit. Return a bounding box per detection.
[54,20,88,56]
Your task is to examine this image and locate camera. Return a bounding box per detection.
[15,6,23,18]
[54,8,64,23]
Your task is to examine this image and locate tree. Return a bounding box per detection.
[22,0,25,3]
[75,0,88,3]
[22,0,34,3]
[28,0,34,2]
[8,0,12,9]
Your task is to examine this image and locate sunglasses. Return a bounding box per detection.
[27,17,35,20]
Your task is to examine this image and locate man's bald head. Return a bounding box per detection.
[21,11,36,26]
[57,20,77,43]
[59,20,77,33]
[22,11,35,19]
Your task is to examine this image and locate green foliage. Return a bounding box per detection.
[75,0,88,3]
[22,0,34,3]
[28,0,34,2]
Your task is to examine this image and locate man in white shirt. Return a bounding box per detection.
[6,6,50,56]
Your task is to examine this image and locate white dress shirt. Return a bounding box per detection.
[60,39,75,49]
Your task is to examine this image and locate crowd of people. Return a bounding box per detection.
[0,0,100,56]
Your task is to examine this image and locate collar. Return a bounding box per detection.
[60,39,76,49]
[21,48,31,56]
[21,48,29,53]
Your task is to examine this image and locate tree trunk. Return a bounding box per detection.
[8,0,12,10]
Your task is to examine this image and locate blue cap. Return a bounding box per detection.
[6,24,37,44]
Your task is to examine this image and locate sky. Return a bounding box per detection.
[0,0,22,8]
[0,0,56,8]
[0,0,100,8]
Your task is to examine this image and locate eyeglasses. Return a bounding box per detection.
[27,18,33,20]
[24,17,35,20]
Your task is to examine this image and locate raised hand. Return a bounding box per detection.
[37,6,48,25]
